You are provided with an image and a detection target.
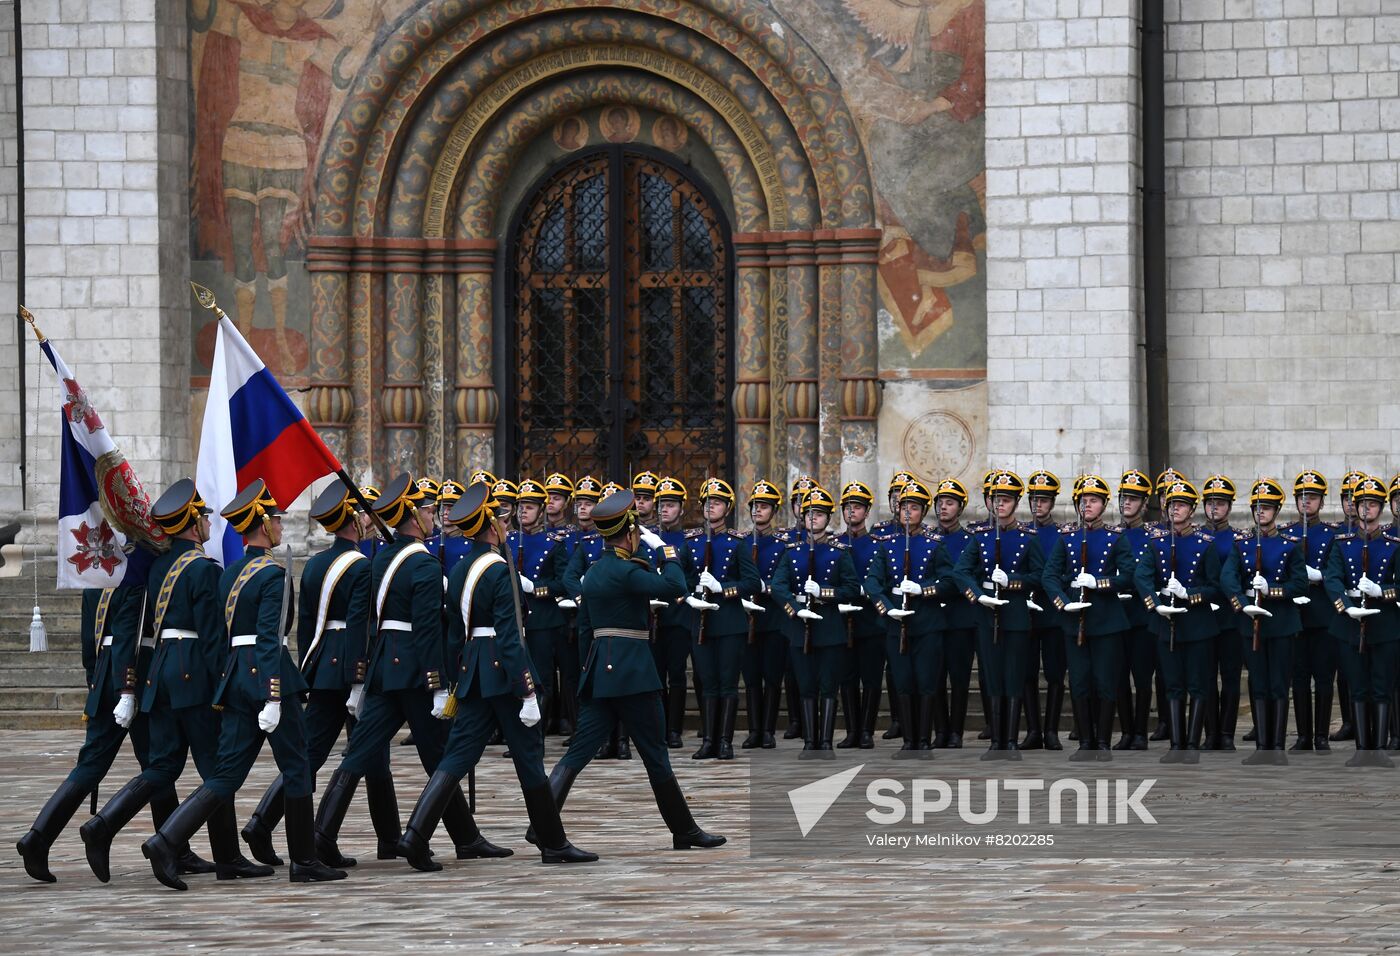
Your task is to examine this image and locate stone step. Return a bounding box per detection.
[0,709,85,730]
[0,650,84,668]
[0,686,89,711]
[0,632,84,652]
[0,665,87,687]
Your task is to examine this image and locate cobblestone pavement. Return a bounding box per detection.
[4,728,1400,954]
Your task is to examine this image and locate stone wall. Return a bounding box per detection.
[0,3,19,516]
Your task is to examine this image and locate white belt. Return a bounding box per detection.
[231,634,289,648]
[325,620,347,631]
[104,634,156,648]
[160,628,198,641]
[381,619,412,632]
[594,627,650,641]
[468,626,496,639]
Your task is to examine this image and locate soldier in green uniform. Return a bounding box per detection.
[398,484,595,869]
[239,483,400,868]
[538,491,725,851]
[80,479,246,884]
[315,473,497,865]
[142,480,344,890]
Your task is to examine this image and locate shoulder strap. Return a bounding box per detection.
[301,549,368,669]
[152,549,208,635]
[223,555,277,636]
[376,542,430,621]
[93,588,115,651]
[458,552,506,635]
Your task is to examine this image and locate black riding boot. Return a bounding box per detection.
[717,697,738,760]
[741,685,764,749]
[1113,687,1135,750]
[1069,697,1097,761]
[818,696,838,753]
[141,786,225,892]
[313,768,361,867]
[894,691,920,757]
[522,781,597,864]
[916,694,936,751]
[240,775,286,866]
[930,689,950,748]
[1201,687,1221,751]
[525,762,582,846]
[666,684,687,749]
[1217,682,1240,751]
[1005,695,1023,758]
[948,681,970,748]
[836,683,861,748]
[80,776,156,882]
[860,686,881,749]
[883,667,903,739]
[799,698,819,755]
[1151,672,1171,740]
[209,794,275,880]
[365,774,402,860]
[1290,680,1314,751]
[1243,696,1273,765]
[1346,700,1375,767]
[442,785,512,860]
[1043,680,1065,751]
[652,775,726,850]
[979,696,1004,760]
[1314,682,1334,751]
[396,771,461,872]
[1132,685,1152,749]
[286,793,347,883]
[1160,699,1187,764]
[1095,697,1117,761]
[1332,676,1355,740]
[1270,698,1291,765]
[1020,677,1044,750]
[151,787,216,877]
[978,684,994,739]
[693,698,719,759]
[1389,691,1400,751]
[785,672,804,739]
[17,779,88,883]
[1183,696,1206,764]
[761,685,781,748]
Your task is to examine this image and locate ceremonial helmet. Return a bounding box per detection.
[415,477,441,502]
[700,477,735,506]
[1073,474,1111,502]
[600,480,625,498]
[632,471,661,495]
[888,470,917,496]
[1389,473,1400,502]
[1155,468,1186,494]
[491,478,519,504]
[152,478,211,535]
[593,489,639,537]
[374,472,428,526]
[1340,470,1367,500]
[1118,469,1152,498]
[516,478,547,504]
[221,478,283,534]
[310,483,357,534]
[1201,475,1236,501]
[840,481,874,506]
[439,479,466,507]
[899,479,933,508]
[1162,478,1200,507]
[1027,470,1061,498]
[790,474,818,505]
[655,476,688,502]
[749,479,782,505]
[1249,478,1285,507]
[446,483,495,537]
[1353,474,1387,504]
[981,469,997,497]
[932,477,968,506]
[468,469,497,487]
[544,473,575,498]
[801,486,836,514]
[988,470,1025,499]
[575,475,604,502]
[1292,469,1327,498]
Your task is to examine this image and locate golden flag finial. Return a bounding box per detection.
[189,281,230,322]
[18,305,44,342]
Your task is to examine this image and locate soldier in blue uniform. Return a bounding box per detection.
[969,469,999,741]
[1326,470,1368,744]
[1044,475,1135,760]
[739,479,789,748]
[1284,469,1339,751]
[780,474,819,739]
[929,478,978,748]
[508,478,569,746]
[866,479,949,756]
[1200,475,1245,751]
[1144,468,1187,741]
[398,484,595,869]
[1324,474,1398,767]
[491,478,519,534]
[1385,473,1400,750]
[771,487,862,755]
[835,481,887,748]
[1112,469,1157,749]
[633,470,661,527]
[142,480,344,890]
[686,479,761,760]
[239,483,399,868]
[873,470,917,742]
[1134,479,1224,763]
[315,473,492,865]
[541,491,725,850]
[356,484,384,561]
[1023,470,1068,751]
[952,471,1046,760]
[437,480,472,572]
[80,479,241,884]
[1222,478,1308,764]
[650,476,697,747]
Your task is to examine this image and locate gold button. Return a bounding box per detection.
[331,657,337,664]
[461,664,466,670]
[493,660,500,668]
[146,679,152,685]
[250,668,257,674]
[184,674,191,681]
[607,664,614,671]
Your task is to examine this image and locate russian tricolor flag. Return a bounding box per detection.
[197,313,341,565]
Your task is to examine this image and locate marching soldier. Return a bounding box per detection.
[538,491,726,851]
[866,478,948,755]
[771,487,861,754]
[80,479,246,883]
[1023,470,1068,750]
[1200,475,1245,751]
[491,478,519,533]
[930,478,979,747]
[239,483,400,868]
[1134,478,1223,764]
[952,470,1046,759]
[686,478,761,760]
[651,476,697,748]
[142,480,344,890]
[315,474,494,866]
[1284,469,1339,751]
[398,484,595,869]
[437,480,471,571]
[1113,469,1157,749]
[739,479,789,748]
[417,477,445,564]
[835,481,887,748]
[1043,475,1135,760]
[357,484,384,560]
[1324,474,1398,767]
[508,478,569,747]
[1223,478,1307,765]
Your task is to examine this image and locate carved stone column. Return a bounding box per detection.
[733,234,771,495]
[453,242,499,477]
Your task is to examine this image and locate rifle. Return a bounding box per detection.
[1360,525,1369,654]
[803,510,815,656]
[899,512,911,655]
[992,506,1002,646]
[695,481,714,647]
[747,523,758,646]
[1167,520,1177,652]
[1251,485,1263,653]
[1076,496,1088,648]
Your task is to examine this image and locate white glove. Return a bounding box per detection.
[1346,606,1381,620]
[1243,604,1272,619]
[698,570,723,594]
[1071,571,1097,590]
[556,598,577,610]
[520,575,536,594]
[1026,597,1043,613]
[803,577,822,598]
[897,577,923,596]
[431,690,450,719]
[888,608,914,619]
[1358,575,1383,598]
[991,566,1009,587]
[1306,565,1322,583]
[346,684,366,719]
[1155,605,1187,618]
[639,527,665,551]
[741,598,764,613]
[112,693,136,729]
[1166,575,1188,599]
[258,700,282,734]
[1063,601,1092,613]
[1117,592,1133,601]
[1251,573,1269,592]
[519,694,541,727]
[1210,603,1220,612]
[685,595,719,611]
[1293,596,1311,606]
[797,608,823,621]
[977,595,1009,608]
[649,599,668,609]
[838,603,862,614]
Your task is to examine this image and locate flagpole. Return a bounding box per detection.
[19,307,47,650]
